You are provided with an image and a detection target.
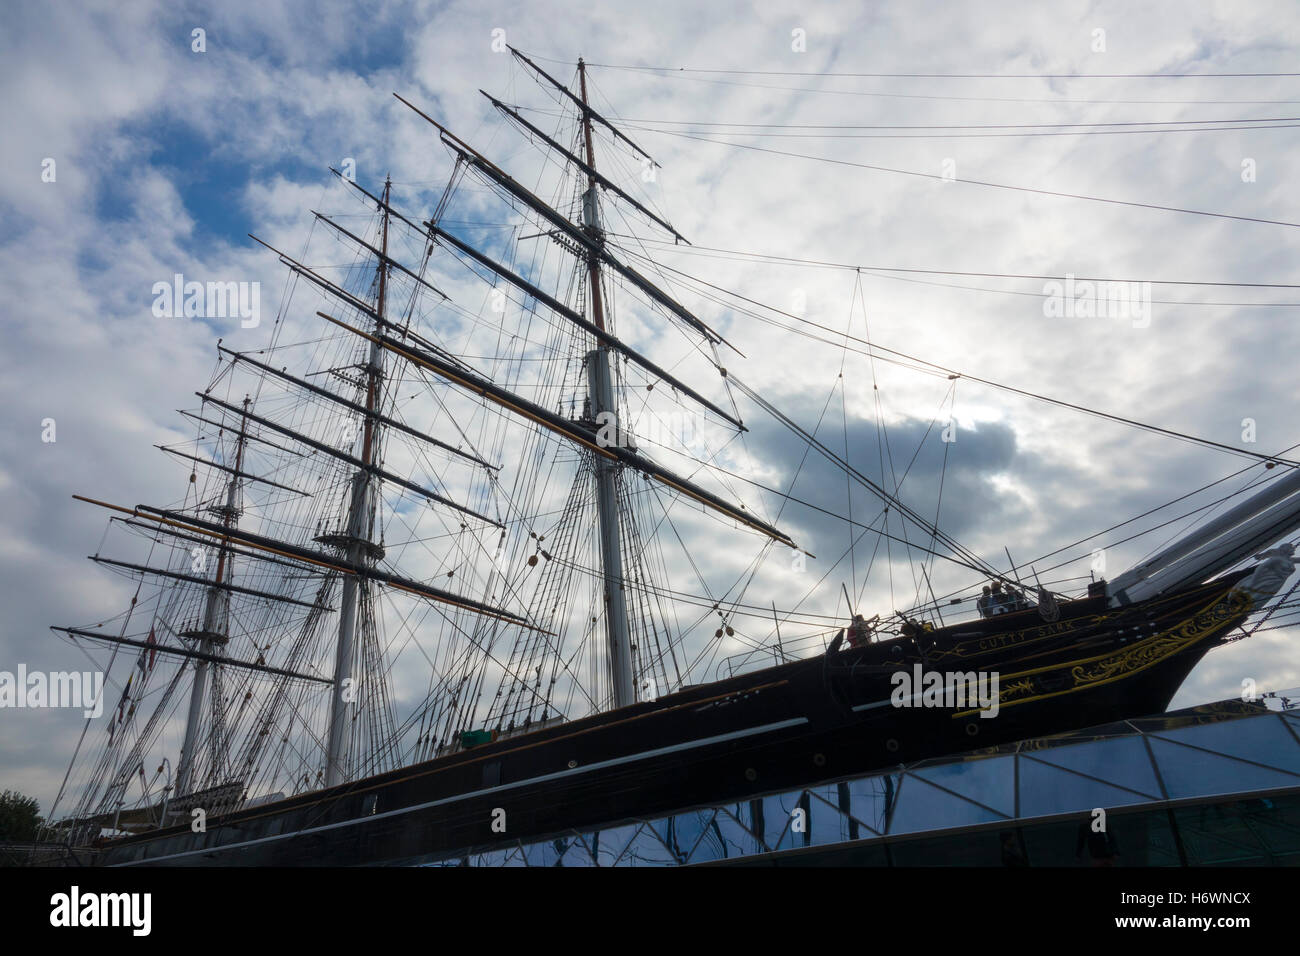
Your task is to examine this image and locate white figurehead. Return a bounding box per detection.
[1240,541,1298,603]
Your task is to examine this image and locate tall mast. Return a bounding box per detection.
[176,396,250,796]
[325,177,391,786]
[579,59,636,710]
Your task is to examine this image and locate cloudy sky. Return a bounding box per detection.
[4,0,1300,816]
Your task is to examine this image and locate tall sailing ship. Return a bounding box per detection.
[45,50,1300,865]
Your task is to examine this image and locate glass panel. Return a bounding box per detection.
[1026,735,1163,800]
[500,842,527,867]
[1174,803,1272,866]
[1018,755,1154,816]
[889,773,1008,834]
[688,811,761,863]
[1149,713,1300,776]
[1148,737,1300,799]
[1228,792,1300,862]
[767,793,817,853]
[559,834,597,867]
[1140,810,1183,867]
[1019,808,1175,866]
[586,823,640,867]
[804,792,858,846]
[473,846,514,867]
[911,754,1016,816]
[1172,793,1300,865]
[756,791,805,852]
[1027,718,1136,746]
[617,823,677,867]
[521,833,584,868]
[803,783,842,809]
[838,774,896,835]
[718,802,769,853]
[720,808,767,858]
[649,810,716,864]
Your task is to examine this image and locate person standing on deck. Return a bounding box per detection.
[989,581,1009,614]
[847,614,872,648]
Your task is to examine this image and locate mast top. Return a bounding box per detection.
[507,46,659,167]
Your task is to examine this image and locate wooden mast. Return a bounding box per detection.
[325,177,391,787]
[578,58,636,710]
[176,397,250,797]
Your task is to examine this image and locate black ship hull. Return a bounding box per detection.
[98,572,1256,865]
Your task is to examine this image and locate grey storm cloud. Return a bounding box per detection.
[741,406,1026,550]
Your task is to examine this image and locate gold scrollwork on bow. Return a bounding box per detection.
[1069,589,1253,689]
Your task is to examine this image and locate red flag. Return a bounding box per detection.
[146,626,157,671]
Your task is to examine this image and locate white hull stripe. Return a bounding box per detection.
[853,695,907,712]
[115,716,810,865]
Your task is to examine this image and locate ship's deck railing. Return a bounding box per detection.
[716,631,832,679]
[716,582,1088,681]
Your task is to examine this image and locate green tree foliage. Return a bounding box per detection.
[0,790,42,842]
